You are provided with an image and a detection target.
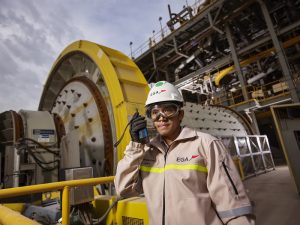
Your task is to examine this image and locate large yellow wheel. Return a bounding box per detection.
[39,40,149,175]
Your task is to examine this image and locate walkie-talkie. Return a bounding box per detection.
[136,110,149,144]
[114,110,149,148]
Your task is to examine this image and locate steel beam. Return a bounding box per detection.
[225,25,249,101]
[249,110,260,135]
[151,50,157,72]
[239,20,300,55]
[258,0,299,102]
[175,19,300,88]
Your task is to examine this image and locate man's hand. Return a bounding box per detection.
[130,112,147,143]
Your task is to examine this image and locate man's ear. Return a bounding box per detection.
[179,109,184,121]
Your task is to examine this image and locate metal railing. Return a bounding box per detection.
[131,0,217,59]
[0,176,114,225]
[211,77,294,107]
[220,135,275,179]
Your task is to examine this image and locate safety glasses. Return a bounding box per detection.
[146,103,180,121]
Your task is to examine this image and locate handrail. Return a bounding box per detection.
[131,0,217,59]
[0,176,115,225]
[211,77,293,107]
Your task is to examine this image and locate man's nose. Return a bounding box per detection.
[157,112,167,121]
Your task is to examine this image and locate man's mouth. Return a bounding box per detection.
[157,123,169,128]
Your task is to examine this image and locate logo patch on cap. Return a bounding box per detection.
[155,81,165,87]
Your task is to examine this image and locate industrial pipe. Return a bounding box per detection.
[214,34,300,86]
[0,176,114,199]
[247,72,267,84]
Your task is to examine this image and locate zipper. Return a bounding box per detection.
[162,144,170,225]
[222,161,239,195]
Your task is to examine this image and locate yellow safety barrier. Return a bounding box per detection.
[0,204,40,225]
[0,176,114,225]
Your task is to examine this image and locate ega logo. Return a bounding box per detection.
[150,89,166,96]
[176,154,200,162]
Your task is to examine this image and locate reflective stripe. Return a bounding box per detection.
[217,206,253,218]
[140,164,208,173]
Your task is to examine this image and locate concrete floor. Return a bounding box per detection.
[244,166,300,225]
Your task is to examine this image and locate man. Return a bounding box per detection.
[115,81,255,225]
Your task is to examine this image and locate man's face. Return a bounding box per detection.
[148,103,184,138]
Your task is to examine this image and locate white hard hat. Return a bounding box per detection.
[145,81,183,107]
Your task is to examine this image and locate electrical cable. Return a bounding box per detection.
[16,143,59,169]
[26,147,59,165]
[113,111,141,148]
[21,137,60,155]
[92,197,121,224]
[113,121,132,148]
[96,159,108,195]
[27,148,59,171]
[15,137,60,171]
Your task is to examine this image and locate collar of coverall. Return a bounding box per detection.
[149,126,198,153]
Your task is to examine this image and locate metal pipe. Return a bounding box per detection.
[174,55,195,74]
[13,147,20,187]
[0,205,41,225]
[174,42,206,77]
[247,72,267,84]
[12,110,20,187]
[0,176,115,199]
[62,186,70,225]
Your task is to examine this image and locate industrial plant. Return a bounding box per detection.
[0,0,299,224]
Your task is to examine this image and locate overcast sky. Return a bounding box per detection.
[0,0,193,112]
